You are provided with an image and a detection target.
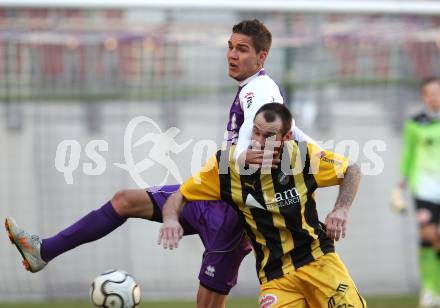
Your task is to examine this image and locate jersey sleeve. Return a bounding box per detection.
[180,154,221,201]
[233,118,253,162]
[292,126,320,148]
[400,120,416,180]
[240,78,284,120]
[308,143,349,187]
[234,79,284,161]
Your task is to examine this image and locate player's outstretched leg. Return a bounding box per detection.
[5,189,155,272]
[5,217,47,273]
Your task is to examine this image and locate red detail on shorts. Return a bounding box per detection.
[259,294,277,308]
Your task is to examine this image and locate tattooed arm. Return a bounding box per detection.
[325,163,361,241]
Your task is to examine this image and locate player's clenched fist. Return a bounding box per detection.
[325,206,348,241]
[158,219,183,250]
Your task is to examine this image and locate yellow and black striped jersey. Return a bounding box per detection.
[180,140,349,284]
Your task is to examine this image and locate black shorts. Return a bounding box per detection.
[415,198,440,226]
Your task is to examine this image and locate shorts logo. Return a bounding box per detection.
[328,283,354,308]
[328,296,355,308]
[336,283,349,294]
[259,294,277,308]
[245,92,254,108]
[205,265,215,277]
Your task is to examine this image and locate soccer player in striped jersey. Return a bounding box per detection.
[393,77,440,307]
[159,103,366,307]
[5,19,310,307]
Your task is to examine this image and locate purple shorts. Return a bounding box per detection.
[146,185,252,294]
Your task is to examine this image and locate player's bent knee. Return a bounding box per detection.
[111,190,131,213]
[111,189,153,219]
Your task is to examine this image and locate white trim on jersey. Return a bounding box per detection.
[238,69,264,88]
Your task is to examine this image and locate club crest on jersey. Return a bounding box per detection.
[259,294,277,308]
[245,92,254,108]
[277,172,289,185]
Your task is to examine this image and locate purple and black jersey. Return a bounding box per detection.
[226,69,285,145]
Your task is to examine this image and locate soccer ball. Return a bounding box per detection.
[90,270,141,308]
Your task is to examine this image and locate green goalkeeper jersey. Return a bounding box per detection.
[400,111,440,202]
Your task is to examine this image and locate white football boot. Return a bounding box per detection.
[5,217,47,273]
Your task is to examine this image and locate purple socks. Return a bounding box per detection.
[40,201,126,263]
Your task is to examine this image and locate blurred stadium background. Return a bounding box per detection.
[1,0,440,305]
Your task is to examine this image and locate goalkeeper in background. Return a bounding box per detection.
[393,77,440,307]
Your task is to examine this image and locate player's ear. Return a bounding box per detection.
[283,118,294,141]
[257,50,268,66]
[283,130,292,141]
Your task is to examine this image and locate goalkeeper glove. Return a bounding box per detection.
[390,186,407,213]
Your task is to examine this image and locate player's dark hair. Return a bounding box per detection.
[420,77,440,91]
[255,103,292,135]
[232,19,272,54]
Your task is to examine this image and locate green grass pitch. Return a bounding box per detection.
[0,295,418,307]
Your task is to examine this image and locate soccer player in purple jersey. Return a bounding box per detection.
[5,19,312,307]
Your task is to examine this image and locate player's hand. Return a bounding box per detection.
[157,219,184,250]
[325,206,348,241]
[390,186,407,213]
[245,149,280,168]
